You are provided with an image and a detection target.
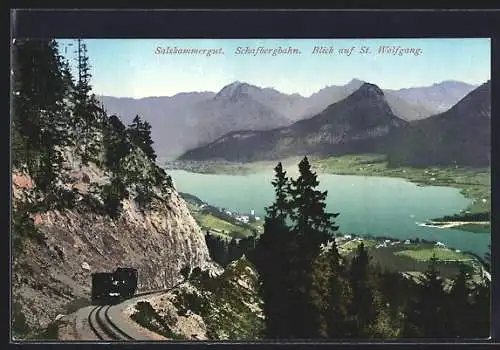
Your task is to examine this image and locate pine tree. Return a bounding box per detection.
[103,115,131,171]
[287,157,340,339]
[289,157,339,260]
[403,255,447,337]
[346,242,381,337]
[312,244,350,339]
[468,282,490,338]
[267,162,290,222]
[253,162,294,338]
[72,39,104,165]
[12,39,73,189]
[127,115,156,161]
[100,176,128,218]
[446,265,473,337]
[228,238,239,262]
[254,158,345,339]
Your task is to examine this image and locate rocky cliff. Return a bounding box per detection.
[12,152,214,336]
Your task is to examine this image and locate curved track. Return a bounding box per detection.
[87,305,135,341]
[83,287,180,341]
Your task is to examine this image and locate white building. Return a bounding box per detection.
[236,215,250,224]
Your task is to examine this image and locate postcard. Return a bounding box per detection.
[11,37,491,341]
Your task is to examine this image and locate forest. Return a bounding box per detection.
[11,39,172,250]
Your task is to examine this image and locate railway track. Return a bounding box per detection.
[85,287,180,341]
[88,305,135,341]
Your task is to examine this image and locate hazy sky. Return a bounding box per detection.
[57,38,490,98]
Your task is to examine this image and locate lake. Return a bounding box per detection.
[168,169,491,258]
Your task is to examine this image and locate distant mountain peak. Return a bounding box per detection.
[215,81,259,100]
[346,78,365,86]
[435,80,471,86]
[348,83,385,100]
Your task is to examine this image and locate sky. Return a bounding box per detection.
[57,38,491,98]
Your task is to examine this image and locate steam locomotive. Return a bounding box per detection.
[91,267,138,304]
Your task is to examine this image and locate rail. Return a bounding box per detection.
[86,283,184,341]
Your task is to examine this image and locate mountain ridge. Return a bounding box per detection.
[178,81,490,167]
[386,80,490,167]
[178,83,408,162]
[100,79,478,160]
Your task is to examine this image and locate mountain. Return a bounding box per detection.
[386,80,479,114]
[178,83,408,162]
[275,78,460,122]
[189,82,292,149]
[212,81,305,120]
[383,93,436,122]
[386,81,491,167]
[283,79,478,122]
[100,83,293,160]
[100,92,215,160]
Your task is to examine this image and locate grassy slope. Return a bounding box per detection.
[195,213,255,239]
[183,200,263,240]
[394,247,471,262]
[339,239,483,283]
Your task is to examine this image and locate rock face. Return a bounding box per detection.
[12,164,213,334]
[126,256,263,341]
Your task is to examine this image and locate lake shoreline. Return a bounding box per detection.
[164,155,491,233]
[181,188,490,284]
[419,221,491,234]
[180,188,488,281]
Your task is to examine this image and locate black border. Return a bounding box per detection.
[8,8,500,349]
[10,9,500,39]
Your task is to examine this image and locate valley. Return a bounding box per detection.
[12,37,491,341]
